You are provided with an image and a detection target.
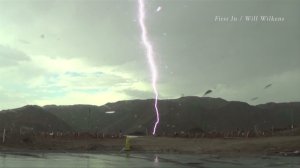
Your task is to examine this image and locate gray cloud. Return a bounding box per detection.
[0,0,299,109]
[147,0,300,101]
[123,89,154,99]
[0,45,30,67]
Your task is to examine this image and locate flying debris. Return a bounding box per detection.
[105,111,115,114]
[251,97,258,101]
[203,90,212,96]
[264,84,272,89]
[156,6,162,12]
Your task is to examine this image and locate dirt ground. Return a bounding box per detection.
[131,136,300,155]
[0,135,300,156]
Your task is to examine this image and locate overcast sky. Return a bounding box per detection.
[0,0,299,110]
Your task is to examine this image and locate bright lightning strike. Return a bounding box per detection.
[138,0,160,135]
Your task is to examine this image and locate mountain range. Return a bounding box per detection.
[0,97,299,134]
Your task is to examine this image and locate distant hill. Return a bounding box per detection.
[0,105,72,133]
[41,97,300,134]
[1,97,299,134]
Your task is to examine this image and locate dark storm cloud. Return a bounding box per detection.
[0,0,299,109]
[45,0,142,66]
[146,0,300,102]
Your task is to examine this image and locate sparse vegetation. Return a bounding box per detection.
[0,97,299,155]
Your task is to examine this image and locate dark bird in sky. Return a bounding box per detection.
[203,89,212,96]
[264,84,272,89]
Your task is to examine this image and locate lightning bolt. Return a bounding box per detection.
[138,0,160,135]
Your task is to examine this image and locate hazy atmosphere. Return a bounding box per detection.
[0,0,299,110]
